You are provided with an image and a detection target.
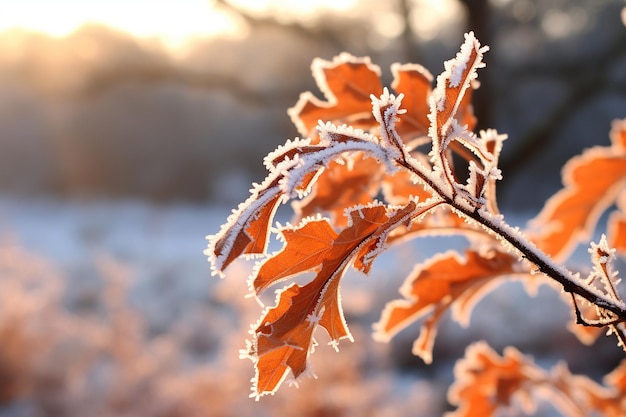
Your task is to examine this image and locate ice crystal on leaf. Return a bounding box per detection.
[206,31,626,405]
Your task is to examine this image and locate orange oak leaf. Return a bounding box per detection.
[374,249,519,364]
[447,342,538,417]
[245,201,421,398]
[449,343,626,417]
[429,32,488,147]
[389,63,433,141]
[289,53,476,144]
[529,118,626,261]
[289,53,384,138]
[447,342,545,417]
[207,127,391,275]
[206,175,284,274]
[382,162,434,206]
[293,155,383,227]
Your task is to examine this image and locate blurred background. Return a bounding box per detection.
[0,0,625,416]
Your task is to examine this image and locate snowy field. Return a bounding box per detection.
[0,197,622,416]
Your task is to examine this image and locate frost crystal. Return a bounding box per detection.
[449,32,476,87]
[306,306,325,327]
[589,234,616,264]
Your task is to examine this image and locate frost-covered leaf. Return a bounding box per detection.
[374,249,518,364]
[205,174,285,275]
[417,31,498,211]
[382,169,433,206]
[289,53,451,144]
[245,201,424,398]
[529,118,626,260]
[448,343,626,417]
[289,53,383,138]
[428,31,488,154]
[293,155,383,227]
[207,121,396,276]
[389,63,433,140]
[447,342,537,417]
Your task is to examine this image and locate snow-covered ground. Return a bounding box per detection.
[0,197,621,416]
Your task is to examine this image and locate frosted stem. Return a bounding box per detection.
[399,159,626,321]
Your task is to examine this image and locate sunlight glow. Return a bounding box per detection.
[541,7,590,39]
[409,0,466,42]
[0,0,245,49]
[226,0,356,22]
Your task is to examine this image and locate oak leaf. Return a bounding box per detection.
[389,63,435,141]
[293,154,383,227]
[429,33,488,151]
[374,249,519,364]
[449,342,626,417]
[245,201,420,398]
[206,175,284,274]
[289,52,475,143]
[529,118,626,260]
[289,53,384,138]
[447,342,537,417]
[206,128,391,275]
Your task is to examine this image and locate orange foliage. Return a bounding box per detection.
[207,31,626,407]
[374,250,519,364]
[293,155,383,227]
[289,54,384,138]
[210,180,284,272]
[448,342,538,417]
[448,342,626,416]
[245,201,423,397]
[530,119,626,260]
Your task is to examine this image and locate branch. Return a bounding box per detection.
[397,154,626,321]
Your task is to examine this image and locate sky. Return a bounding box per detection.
[0,0,357,49]
[0,0,240,47]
